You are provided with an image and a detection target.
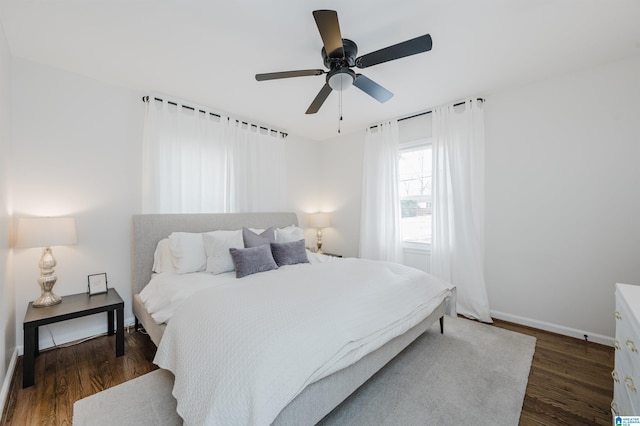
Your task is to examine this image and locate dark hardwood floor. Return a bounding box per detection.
[1,319,614,425]
[1,327,158,426]
[494,319,614,425]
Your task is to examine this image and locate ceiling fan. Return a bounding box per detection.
[255,10,433,114]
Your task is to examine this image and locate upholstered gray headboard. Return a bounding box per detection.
[132,212,299,295]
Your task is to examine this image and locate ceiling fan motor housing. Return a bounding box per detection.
[323,38,358,91]
[322,38,358,68]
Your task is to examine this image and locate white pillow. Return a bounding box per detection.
[276,225,305,243]
[203,230,244,274]
[169,232,207,274]
[152,238,175,274]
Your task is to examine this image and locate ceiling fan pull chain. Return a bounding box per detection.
[338,87,343,133]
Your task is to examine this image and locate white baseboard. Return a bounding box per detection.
[490,310,614,347]
[0,347,18,416]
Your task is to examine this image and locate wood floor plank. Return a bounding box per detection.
[53,342,79,426]
[527,367,611,410]
[1,320,614,425]
[34,349,57,424]
[490,319,614,426]
[532,347,613,392]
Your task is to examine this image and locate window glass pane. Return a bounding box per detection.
[399,144,432,244]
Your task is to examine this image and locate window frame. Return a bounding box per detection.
[398,137,433,254]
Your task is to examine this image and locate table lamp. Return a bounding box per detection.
[16,217,77,307]
[309,213,330,253]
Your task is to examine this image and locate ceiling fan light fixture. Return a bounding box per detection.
[327,68,355,91]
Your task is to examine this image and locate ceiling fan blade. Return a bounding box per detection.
[355,34,432,69]
[255,69,324,81]
[306,84,333,114]
[313,10,344,59]
[353,74,394,103]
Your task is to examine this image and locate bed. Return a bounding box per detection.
[131,212,455,425]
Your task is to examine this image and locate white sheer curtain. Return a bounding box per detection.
[142,98,229,213]
[225,119,286,213]
[359,120,402,263]
[431,99,492,323]
[142,97,285,214]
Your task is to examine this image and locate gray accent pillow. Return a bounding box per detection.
[229,245,278,278]
[242,227,276,248]
[270,239,310,267]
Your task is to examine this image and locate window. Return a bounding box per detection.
[398,139,432,246]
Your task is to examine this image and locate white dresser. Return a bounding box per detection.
[613,283,640,416]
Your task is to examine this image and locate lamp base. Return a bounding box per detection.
[34,246,62,307]
[316,229,324,254]
[33,292,62,307]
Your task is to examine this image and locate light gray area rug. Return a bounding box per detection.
[320,316,536,426]
[73,367,180,426]
[73,317,535,426]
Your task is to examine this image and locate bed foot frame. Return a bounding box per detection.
[274,301,448,425]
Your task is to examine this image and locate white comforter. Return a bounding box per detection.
[151,258,455,426]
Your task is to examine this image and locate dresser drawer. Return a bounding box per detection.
[613,379,634,416]
[616,289,640,341]
[614,283,640,415]
[616,294,640,378]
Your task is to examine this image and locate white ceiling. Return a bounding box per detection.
[1,0,639,141]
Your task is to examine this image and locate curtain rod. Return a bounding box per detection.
[142,96,288,139]
[369,98,485,130]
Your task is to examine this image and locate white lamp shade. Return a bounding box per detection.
[309,213,331,229]
[16,217,77,248]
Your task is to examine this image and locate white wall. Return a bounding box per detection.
[282,134,323,245]
[484,56,640,341]
[316,131,365,257]
[0,20,15,400]
[11,58,145,349]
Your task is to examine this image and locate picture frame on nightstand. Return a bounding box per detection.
[88,273,108,295]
